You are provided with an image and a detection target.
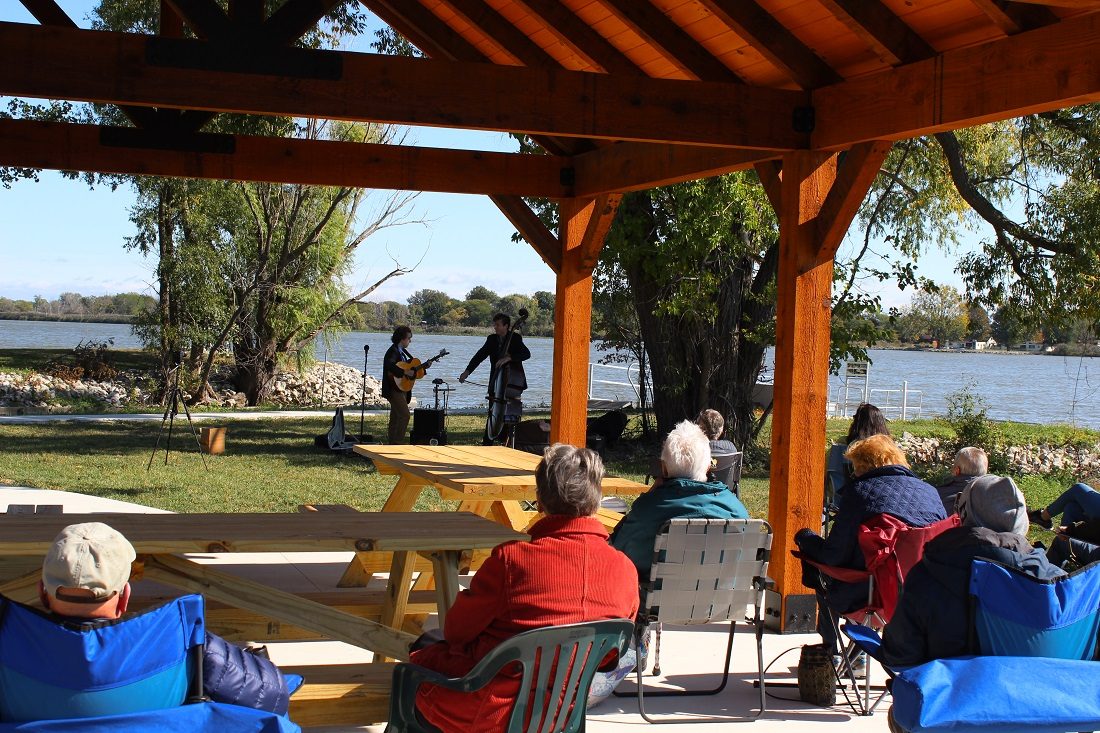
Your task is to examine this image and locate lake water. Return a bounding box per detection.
[3,319,1099,428]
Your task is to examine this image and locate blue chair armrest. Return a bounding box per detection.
[893,656,1100,733]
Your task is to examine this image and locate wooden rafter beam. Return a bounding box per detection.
[754,159,782,213]
[598,0,742,83]
[164,0,233,40]
[360,0,579,156]
[264,0,347,46]
[813,12,1100,149]
[0,118,574,198]
[440,0,556,67]
[362,0,486,62]
[572,143,778,197]
[0,22,808,150]
[18,0,74,26]
[817,0,934,66]
[510,0,638,75]
[489,195,562,272]
[967,0,1057,34]
[698,0,841,89]
[577,194,621,271]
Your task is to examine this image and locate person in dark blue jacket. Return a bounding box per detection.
[610,420,748,582]
[882,475,1065,667]
[38,522,294,715]
[795,435,946,654]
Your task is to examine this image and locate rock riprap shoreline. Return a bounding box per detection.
[0,363,387,412]
[899,433,1100,478]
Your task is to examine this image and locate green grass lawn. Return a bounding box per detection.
[0,410,1089,550]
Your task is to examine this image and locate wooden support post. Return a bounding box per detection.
[765,144,890,632]
[550,195,620,447]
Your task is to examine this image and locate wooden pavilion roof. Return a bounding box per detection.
[3,0,1100,214]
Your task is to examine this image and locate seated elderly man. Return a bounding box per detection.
[936,446,988,515]
[37,522,293,715]
[409,444,639,733]
[611,420,749,582]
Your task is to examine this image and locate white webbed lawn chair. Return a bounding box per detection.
[615,518,773,723]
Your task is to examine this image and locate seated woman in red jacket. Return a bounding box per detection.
[409,444,640,733]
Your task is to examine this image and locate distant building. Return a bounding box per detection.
[965,338,997,351]
[1016,341,1044,351]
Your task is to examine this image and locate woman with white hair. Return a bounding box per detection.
[610,420,748,581]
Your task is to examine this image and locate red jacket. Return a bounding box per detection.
[410,514,639,733]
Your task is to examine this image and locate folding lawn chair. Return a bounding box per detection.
[0,593,300,732]
[613,518,773,723]
[845,558,1100,733]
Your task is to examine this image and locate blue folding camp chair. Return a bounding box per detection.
[0,594,299,732]
[845,558,1100,733]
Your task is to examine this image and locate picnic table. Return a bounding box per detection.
[352,444,650,533]
[0,511,523,662]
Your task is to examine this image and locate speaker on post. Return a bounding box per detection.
[410,408,447,445]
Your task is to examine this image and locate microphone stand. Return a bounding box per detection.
[360,344,369,440]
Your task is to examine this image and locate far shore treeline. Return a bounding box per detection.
[7,284,1100,352]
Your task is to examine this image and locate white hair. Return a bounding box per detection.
[661,420,712,481]
[954,447,989,477]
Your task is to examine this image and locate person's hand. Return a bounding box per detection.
[494,355,511,367]
[458,370,469,383]
[404,368,415,378]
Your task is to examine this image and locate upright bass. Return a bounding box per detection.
[487,308,529,442]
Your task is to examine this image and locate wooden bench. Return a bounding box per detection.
[284,662,395,727]
[129,589,439,641]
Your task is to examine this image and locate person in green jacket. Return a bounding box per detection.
[610,420,749,581]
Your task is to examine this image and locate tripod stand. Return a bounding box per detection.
[147,363,208,471]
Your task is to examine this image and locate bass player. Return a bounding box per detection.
[459,312,531,444]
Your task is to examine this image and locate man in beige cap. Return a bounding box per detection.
[38,522,295,715]
[39,522,136,619]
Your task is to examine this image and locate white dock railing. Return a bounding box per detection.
[588,362,644,406]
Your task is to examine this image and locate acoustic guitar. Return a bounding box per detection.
[394,349,449,392]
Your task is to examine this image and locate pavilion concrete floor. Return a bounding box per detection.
[0,486,891,732]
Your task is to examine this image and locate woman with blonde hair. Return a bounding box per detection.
[795,434,946,658]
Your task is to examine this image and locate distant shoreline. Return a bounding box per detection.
[0,313,135,324]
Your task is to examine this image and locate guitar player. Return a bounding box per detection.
[382,325,421,444]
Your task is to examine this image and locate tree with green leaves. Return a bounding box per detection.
[900,284,968,346]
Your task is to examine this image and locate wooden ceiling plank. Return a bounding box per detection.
[817,0,935,66]
[697,0,842,89]
[967,0,1057,34]
[229,0,265,26]
[489,195,562,272]
[0,118,573,198]
[18,0,75,27]
[164,0,233,40]
[597,0,742,82]
[264,0,348,46]
[571,142,778,197]
[1007,0,1100,6]
[0,22,808,149]
[510,0,640,75]
[815,140,892,259]
[361,0,487,62]
[442,0,557,66]
[813,11,1100,148]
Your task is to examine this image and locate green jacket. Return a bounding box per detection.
[609,477,748,580]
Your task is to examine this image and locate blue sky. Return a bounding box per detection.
[0,1,963,309]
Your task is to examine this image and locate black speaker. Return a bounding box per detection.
[410,408,447,445]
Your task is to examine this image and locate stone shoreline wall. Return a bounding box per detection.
[0,363,387,412]
[899,434,1100,478]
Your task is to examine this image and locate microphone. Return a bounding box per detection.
[364,344,370,354]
